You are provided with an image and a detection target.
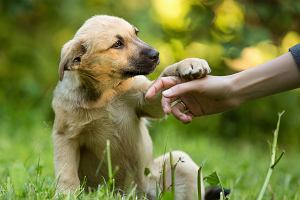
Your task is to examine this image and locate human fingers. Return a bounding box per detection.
[170,99,193,123]
[162,81,194,98]
[145,76,182,100]
[161,96,177,114]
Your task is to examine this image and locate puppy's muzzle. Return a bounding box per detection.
[141,48,160,65]
[125,47,160,77]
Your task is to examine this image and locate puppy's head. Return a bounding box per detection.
[59,15,159,85]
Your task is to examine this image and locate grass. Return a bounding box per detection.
[256,111,285,200]
[1,111,300,199]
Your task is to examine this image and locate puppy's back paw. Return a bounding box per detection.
[205,187,230,200]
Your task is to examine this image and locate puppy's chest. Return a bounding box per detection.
[79,101,141,146]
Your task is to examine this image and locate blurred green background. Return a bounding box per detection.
[1,0,300,199]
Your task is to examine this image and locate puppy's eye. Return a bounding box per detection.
[112,40,124,49]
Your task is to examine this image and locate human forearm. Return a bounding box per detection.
[231,52,300,104]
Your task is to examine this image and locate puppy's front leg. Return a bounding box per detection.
[131,76,165,118]
[53,133,80,193]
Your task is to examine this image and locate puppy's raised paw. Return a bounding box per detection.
[176,58,211,79]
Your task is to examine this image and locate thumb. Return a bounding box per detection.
[162,82,192,98]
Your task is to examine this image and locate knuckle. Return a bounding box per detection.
[172,85,181,91]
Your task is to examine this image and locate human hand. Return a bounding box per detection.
[146,52,300,123]
[145,75,239,123]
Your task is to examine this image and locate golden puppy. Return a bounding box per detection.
[52,15,220,200]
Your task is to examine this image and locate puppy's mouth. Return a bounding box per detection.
[123,58,160,77]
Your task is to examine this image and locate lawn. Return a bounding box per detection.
[1,109,300,200]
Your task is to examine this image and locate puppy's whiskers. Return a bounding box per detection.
[79,70,99,82]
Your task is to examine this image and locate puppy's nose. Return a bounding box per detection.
[142,48,159,61]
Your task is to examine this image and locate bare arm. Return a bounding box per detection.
[231,52,300,103]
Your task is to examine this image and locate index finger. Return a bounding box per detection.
[145,76,182,100]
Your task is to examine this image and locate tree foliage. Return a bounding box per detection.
[1,0,300,142]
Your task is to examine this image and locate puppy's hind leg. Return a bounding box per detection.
[146,151,198,200]
[147,151,229,200]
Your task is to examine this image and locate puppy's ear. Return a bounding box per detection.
[58,39,87,81]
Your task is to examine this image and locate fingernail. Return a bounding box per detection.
[184,116,192,122]
[145,92,152,99]
[187,117,192,122]
[163,107,170,114]
[162,90,171,97]
[183,117,191,124]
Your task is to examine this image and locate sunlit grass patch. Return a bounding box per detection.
[1,112,300,199]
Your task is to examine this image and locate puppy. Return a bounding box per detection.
[52,15,220,199]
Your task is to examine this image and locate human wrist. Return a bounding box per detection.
[227,73,247,106]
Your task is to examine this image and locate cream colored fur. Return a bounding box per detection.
[52,15,210,200]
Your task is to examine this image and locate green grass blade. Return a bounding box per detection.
[170,152,175,200]
[197,166,205,200]
[256,111,285,200]
[106,140,113,186]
